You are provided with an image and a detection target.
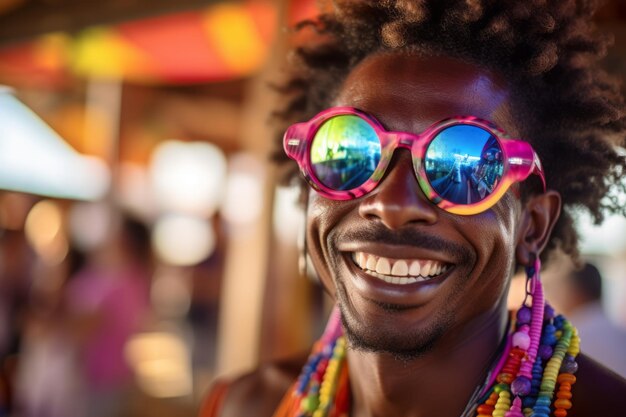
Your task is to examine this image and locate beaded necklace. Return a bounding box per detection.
[273,265,580,417]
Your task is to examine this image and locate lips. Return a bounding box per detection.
[351,252,451,285]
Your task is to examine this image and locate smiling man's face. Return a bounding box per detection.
[306,52,524,358]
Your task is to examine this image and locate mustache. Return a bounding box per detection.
[336,227,474,263]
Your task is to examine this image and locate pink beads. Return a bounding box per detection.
[512,326,531,350]
[519,260,545,379]
[321,306,343,344]
[504,397,524,417]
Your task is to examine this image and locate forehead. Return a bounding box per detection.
[334,52,516,135]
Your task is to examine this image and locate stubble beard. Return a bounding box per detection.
[323,225,475,361]
[334,279,456,362]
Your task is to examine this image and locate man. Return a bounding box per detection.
[202,1,626,416]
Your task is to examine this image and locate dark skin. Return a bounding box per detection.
[207,52,626,417]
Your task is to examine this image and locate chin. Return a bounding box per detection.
[336,284,454,361]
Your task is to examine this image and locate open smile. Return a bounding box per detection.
[351,252,452,285]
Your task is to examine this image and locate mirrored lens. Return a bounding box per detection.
[424,125,503,204]
[310,115,381,190]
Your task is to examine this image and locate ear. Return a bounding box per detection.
[515,191,561,266]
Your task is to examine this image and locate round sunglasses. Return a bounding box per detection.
[283,107,545,215]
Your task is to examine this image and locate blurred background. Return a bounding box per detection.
[0,1,625,416]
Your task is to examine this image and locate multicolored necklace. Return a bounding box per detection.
[273,259,580,417]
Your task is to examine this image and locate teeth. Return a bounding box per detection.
[409,261,420,276]
[356,252,365,268]
[376,257,391,275]
[351,252,450,284]
[366,270,423,285]
[366,255,377,271]
[391,260,408,276]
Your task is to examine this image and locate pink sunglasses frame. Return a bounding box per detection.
[283,106,546,215]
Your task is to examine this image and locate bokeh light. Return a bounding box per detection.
[68,201,113,252]
[152,214,215,266]
[24,200,68,264]
[272,185,303,244]
[125,331,192,398]
[220,153,264,225]
[149,140,226,216]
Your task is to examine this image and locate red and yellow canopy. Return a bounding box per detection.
[0,0,318,86]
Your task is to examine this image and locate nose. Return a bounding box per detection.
[358,150,438,228]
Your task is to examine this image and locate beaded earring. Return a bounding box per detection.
[476,255,581,417]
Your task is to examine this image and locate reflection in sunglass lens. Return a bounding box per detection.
[424,125,504,204]
[310,115,381,191]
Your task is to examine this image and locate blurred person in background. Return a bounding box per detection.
[549,262,626,378]
[64,215,153,417]
[15,246,86,417]
[17,215,153,417]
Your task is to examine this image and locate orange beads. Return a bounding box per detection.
[477,404,495,415]
[554,398,573,409]
[486,391,498,405]
[476,390,498,416]
[553,372,577,417]
[557,373,576,385]
[556,390,572,400]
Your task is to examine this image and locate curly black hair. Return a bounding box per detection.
[272,0,626,263]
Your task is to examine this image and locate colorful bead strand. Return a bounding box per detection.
[518,261,544,380]
[493,386,512,417]
[280,301,580,417]
[504,396,524,417]
[553,373,575,417]
[522,356,543,411]
[472,258,580,417]
[553,324,580,417]
[508,261,543,417]
[293,307,345,417]
[477,391,499,417]
[499,347,525,385]
[538,322,572,399]
[315,337,346,417]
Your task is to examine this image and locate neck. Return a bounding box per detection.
[347,303,509,417]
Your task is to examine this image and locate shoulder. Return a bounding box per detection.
[569,353,626,417]
[199,352,308,417]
